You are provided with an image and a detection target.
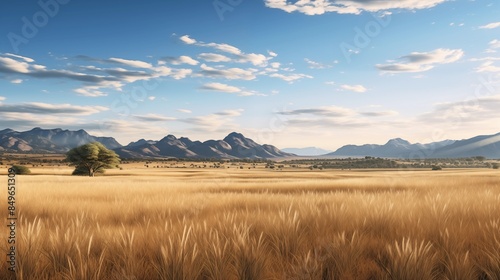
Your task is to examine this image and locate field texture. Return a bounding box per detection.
[1,166,500,279]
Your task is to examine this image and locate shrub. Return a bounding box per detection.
[492,163,499,169]
[431,165,442,171]
[72,165,104,176]
[11,165,31,175]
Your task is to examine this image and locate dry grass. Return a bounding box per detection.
[1,167,499,279]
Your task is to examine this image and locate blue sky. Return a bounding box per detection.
[0,0,499,149]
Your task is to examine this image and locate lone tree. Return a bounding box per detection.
[10,165,31,175]
[66,142,120,177]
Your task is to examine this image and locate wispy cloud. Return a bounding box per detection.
[304,58,334,69]
[177,109,192,114]
[107,57,153,69]
[179,35,271,66]
[276,105,400,130]
[200,82,263,96]
[418,95,500,124]
[340,84,367,93]
[269,73,312,82]
[0,102,108,115]
[479,22,500,29]
[197,53,231,63]
[264,0,447,15]
[133,114,176,122]
[376,48,464,73]
[201,82,241,93]
[159,55,199,66]
[179,35,197,44]
[0,53,192,97]
[178,109,244,132]
[475,61,500,73]
[278,106,356,117]
[197,64,258,80]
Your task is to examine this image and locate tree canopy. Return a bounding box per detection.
[11,165,31,175]
[66,142,120,177]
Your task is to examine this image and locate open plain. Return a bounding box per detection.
[1,164,500,279]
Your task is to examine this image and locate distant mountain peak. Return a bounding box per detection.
[161,135,177,141]
[0,128,122,152]
[115,131,293,159]
[328,132,500,159]
[225,132,245,139]
[386,138,411,146]
[0,128,15,134]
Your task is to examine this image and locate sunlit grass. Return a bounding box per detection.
[1,168,499,279]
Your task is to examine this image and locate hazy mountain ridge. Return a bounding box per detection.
[115,132,294,159]
[328,133,500,159]
[1,128,499,159]
[0,127,122,153]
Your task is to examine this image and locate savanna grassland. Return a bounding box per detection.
[1,164,500,279]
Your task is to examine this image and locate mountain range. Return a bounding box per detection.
[0,127,121,153]
[1,128,499,159]
[0,128,293,159]
[327,133,500,159]
[115,132,293,159]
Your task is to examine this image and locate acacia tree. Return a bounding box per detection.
[66,142,120,177]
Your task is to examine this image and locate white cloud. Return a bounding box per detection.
[235,53,268,66]
[11,79,23,84]
[177,109,192,114]
[4,53,34,63]
[0,96,5,101]
[489,39,500,49]
[179,35,197,44]
[305,58,332,69]
[198,53,231,63]
[376,48,464,73]
[0,102,108,115]
[479,22,500,29]
[340,84,367,93]
[108,57,153,69]
[201,82,242,93]
[204,42,241,55]
[0,53,194,97]
[264,0,447,15]
[160,55,199,66]
[469,57,500,62]
[198,64,257,80]
[215,109,244,117]
[200,82,263,96]
[180,35,271,66]
[475,61,500,73]
[133,114,176,122]
[74,87,107,97]
[268,51,278,57]
[269,73,313,82]
[0,57,30,73]
[148,96,156,101]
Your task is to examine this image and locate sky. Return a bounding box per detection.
[0,0,499,150]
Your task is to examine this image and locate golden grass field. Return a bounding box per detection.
[1,164,500,279]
